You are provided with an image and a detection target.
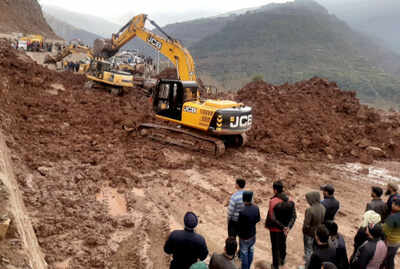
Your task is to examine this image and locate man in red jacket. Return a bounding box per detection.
[265,181,297,269]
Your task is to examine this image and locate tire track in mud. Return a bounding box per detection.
[0,132,47,269]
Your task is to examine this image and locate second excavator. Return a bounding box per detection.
[93,14,252,156]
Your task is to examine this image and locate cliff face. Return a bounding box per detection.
[0,0,57,38]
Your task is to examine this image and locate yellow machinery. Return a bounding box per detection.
[44,43,137,94]
[106,14,253,155]
[19,34,44,51]
[45,43,92,64]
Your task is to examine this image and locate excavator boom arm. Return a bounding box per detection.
[44,44,93,64]
[107,14,196,81]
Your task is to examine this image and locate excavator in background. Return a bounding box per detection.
[45,40,154,94]
[93,13,252,155]
[45,42,93,72]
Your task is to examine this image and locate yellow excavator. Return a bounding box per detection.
[45,43,144,94]
[93,14,252,155]
[45,43,92,73]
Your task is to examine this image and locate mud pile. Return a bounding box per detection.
[0,0,57,38]
[0,40,169,268]
[237,78,400,163]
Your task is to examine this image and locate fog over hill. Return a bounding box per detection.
[316,0,400,53]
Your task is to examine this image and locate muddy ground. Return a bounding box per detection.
[0,40,399,269]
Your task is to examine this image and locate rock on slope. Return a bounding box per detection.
[0,0,57,38]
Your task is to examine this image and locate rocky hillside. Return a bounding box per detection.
[42,5,120,38]
[44,13,102,45]
[0,0,57,38]
[180,0,400,107]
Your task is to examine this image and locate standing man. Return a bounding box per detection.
[366,186,387,221]
[227,178,246,238]
[385,182,400,217]
[320,184,340,222]
[164,212,209,269]
[302,192,326,268]
[325,221,349,269]
[382,198,400,269]
[238,191,260,269]
[209,238,238,269]
[308,225,338,269]
[266,180,297,269]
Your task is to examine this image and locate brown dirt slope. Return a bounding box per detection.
[0,0,57,38]
[237,79,400,163]
[0,40,400,268]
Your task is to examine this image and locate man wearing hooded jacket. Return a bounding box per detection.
[302,191,326,268]
[266,180,297,269]
[164,211,209,269]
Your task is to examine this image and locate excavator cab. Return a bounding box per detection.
[152,79,196,121]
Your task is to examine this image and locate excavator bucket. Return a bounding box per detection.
[93,38,116,58]
[44,54,56,64]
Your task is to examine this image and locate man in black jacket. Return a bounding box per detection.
[238,191,260,269]
[266,181,297,269]
[164,212,209,269]
[321,184,340,222]
[325,221,349,269]
[366,186,387,221]
[308,225,338,269]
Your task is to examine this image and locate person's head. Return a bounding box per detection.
[184,212,198,231]
[385,183,399,196]
[242,191,253,205]
[361,210,381,228]
[322,262,338,269]
[273,180,284,194]
[224,237,237,257]
[371,186,383,199]
[236,178,246,190]
[325,221,338,237]
[255,260,270,269]
[392,198,400,213]
[315,225,330,245]
[320,184,335,198]
[366,223,384,240]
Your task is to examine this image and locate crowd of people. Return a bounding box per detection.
[163,179,400,269]
[63,60,80,72]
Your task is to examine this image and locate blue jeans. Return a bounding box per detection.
[239,236,255,269]
[303,234,314,267]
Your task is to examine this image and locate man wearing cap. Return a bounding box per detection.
[164,212,209,269]
[227,178,246,238]
[238,191,260,269]
[382,198,400,269]
[320,184,340,222]
[385,182,400,217]
[366,186,387,221]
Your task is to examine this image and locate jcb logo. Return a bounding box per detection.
[147,37,162,50]
[230,115,252,128]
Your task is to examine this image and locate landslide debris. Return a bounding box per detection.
[0,0,57,38]
[237,78,400,163]
[0,40,166,268]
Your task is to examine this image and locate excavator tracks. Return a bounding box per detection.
[136,123,226,157]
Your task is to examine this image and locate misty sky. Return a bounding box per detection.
[39,0,294,22]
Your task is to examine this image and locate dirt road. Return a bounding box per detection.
[0,132,47,269]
